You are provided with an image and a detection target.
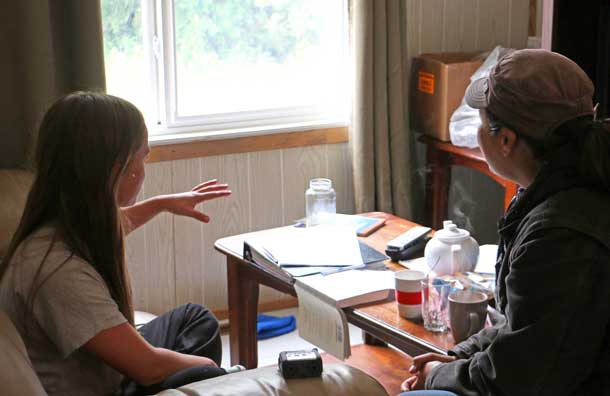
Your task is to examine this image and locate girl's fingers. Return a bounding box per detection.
[195,191,232,201]
[198,184,230,193]
[191,179,219,191]
[185,209,210,223]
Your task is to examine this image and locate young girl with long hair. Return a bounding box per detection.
[0,92,233,396]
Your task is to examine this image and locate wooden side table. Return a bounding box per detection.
[420,135,518,230]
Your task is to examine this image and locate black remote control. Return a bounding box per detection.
[385,226,431,262]
[386,235,430,261]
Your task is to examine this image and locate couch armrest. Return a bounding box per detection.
[154,364,389,396]
[0,169,33,257]
[0,311,48,396]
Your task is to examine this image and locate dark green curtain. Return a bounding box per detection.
[0,0,106,169]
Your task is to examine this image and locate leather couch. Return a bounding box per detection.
[0,169,389,396]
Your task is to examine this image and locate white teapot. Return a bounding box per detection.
[424,220,479,276]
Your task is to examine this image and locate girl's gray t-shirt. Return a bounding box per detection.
[0,227,127,396]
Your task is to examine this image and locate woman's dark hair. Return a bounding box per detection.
[549,116,610,191]
[0,92,146,325]
[486,109,610,191]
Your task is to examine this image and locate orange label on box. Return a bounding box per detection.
[418,72,435,94]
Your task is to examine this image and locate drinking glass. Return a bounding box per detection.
[421,279,451,332]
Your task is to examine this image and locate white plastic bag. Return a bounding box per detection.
[449,46,511,148]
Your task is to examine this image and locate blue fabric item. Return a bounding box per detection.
[256,314,296,340]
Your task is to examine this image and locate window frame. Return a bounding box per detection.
[135,0,350,141]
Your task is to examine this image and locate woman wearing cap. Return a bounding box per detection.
[402,49,610,395]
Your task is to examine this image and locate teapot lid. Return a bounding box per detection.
[434,220,471,243]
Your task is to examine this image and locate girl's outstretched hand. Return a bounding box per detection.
[162,179,231,223]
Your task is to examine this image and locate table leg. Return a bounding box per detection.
[227,256,259,368]
[426,145,451,229]
[362,330,388,347]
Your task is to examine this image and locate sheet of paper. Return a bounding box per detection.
[294,282,351,360]
[256,225,363,267]
[398,256,430,274]
[475,244,498,274]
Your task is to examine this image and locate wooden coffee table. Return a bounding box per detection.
[214,212,456,368]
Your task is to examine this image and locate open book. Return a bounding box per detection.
[295,282,351,359]
[294,269,395,308]
[294,269,395,360]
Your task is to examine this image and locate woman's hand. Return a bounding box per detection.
[401,353,456,392]
[160,179,231,223]
[401,361,443,391]
[409,353,456,374]
[121,179,231,233]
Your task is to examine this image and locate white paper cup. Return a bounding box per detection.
[394,270,427,320]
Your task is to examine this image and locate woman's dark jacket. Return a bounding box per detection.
[426,153,610,395]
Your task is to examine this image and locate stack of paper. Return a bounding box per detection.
[266,225,363,267]
[242,224,394,360]
[244,225,383,279]
[246,225,363,267]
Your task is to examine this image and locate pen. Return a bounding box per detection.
[320,263,366,276]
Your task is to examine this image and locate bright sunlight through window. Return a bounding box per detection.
[102,0,349,141]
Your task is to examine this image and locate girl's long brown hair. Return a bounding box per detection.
[0,92,145,325]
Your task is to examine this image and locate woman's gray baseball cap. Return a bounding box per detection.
[465,49,595,140]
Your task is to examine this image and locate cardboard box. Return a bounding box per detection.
[410,52,485,141]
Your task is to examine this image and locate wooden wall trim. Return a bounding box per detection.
[149,127,349,163]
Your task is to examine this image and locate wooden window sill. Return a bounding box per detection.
[148,126,349,163]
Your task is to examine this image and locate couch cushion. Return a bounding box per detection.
[154,364,389,396]
[0,169,33,257]
[0,310,47,396]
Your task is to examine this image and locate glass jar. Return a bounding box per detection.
[305,178,336,227]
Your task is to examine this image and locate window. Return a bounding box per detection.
[102,0,349,141]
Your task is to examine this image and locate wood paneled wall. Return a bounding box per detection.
[127,0,530,316]
[126,144,354,315]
